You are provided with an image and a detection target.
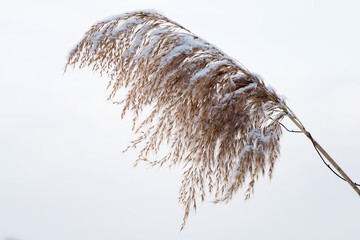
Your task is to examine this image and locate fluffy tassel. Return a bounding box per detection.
[66,10,290,230]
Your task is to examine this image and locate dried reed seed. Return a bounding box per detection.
[66,10,288,230]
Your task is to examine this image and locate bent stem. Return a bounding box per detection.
[285,107,360,196]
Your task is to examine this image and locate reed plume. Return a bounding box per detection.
[65,10,360,230]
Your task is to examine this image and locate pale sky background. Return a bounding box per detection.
[1,0,359,239]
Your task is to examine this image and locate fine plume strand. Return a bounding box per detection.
[65,10,360,230]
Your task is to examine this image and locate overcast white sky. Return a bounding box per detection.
[1,0,359,239]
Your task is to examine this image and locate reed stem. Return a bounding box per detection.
[286,112,360,196]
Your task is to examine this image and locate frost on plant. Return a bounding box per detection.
[66,10,287,230]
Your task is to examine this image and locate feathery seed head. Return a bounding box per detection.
[66,10,287,230]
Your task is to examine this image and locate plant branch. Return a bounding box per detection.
[285,110,360,196]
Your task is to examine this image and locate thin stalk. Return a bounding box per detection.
[286,111,360,196]
[260,81,360,196]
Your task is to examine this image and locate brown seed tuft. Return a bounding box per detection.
[66,10,289,230]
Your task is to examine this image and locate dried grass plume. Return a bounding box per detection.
[65,10,291,230]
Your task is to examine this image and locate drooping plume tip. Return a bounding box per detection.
[66,10,287,229]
